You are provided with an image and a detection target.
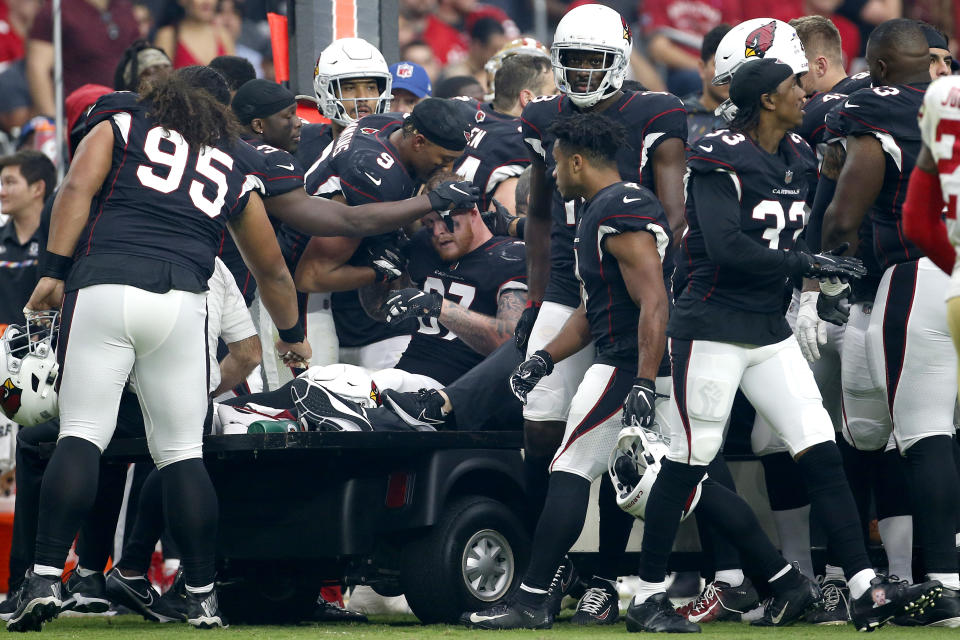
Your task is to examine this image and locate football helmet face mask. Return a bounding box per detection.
[0,312,60,427]
[551,4,631,108]
[314,38,393,127]
[608,426,702,521]
[483,37,550,102]
[712,18,808,121]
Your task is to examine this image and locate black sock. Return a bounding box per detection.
[118,468,165,575]
[595,472,634,581]
[76,461,129,571]
[9,421,59,590]
[697,454,741,577]
[160,459,218,588]
[768,565,804,594]
[904,436,959,574]
[520,471,592,593]
[638,459,707,583]
[34,437,102,569]
[795,442,871,579]
[522,420,564,522]
[760,452,809,511]
[874,449,910,520]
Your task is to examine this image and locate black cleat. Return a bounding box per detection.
[382,389,446,429]
[570,579,619,625]
[899,585,960,627]
[313,597,368,622]
[849,575,942,632]
[61,570,111,614]
[626,592,701,633]
[6,570,62,632]
[104,567,185,623]
[751,572,821,627]
[183,587,228,629]
[0,586,22,622]
[544,556,579,617]
[804,576,850,625]
[459,601,552,629]
[291,378,373,432]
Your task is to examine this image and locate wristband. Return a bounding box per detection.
[819,280,848,297]
[532,349,554,375]
[41,251,73,280]
[515,217,526,238]
[525,299,541,310]
[277,321,305,344]
[633,377,656,389]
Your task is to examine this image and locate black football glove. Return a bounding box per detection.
[363,235,407,282]
[427,180,480,212]
[817,285,851,326]
[509,349,554,404]
[622,378,659,429]
[795,243,867,282]
[514,300,541,354]
[382,288,443,324]
[481,199,518,237]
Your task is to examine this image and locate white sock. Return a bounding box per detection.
[878,516,913,583]
[185,582,214,595]
[634,579,666,604]
[768,564,792,583]
[75,566,96,578]
[955,532,960,548]
[847,569,877,600]
[824,564,844,582]
[714,569,744,588]
[33,564,62,578]
[163,558,181,572]
[771,506,814,578]
[928,573,960,591]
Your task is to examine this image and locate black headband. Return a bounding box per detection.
[232,79,296,124]
[730,58,794,109]
[409,98,470,151]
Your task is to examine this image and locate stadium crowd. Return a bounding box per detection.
[0,0,958,632]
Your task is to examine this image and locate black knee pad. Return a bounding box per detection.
[874,449,911,520]
[760,451,809,511]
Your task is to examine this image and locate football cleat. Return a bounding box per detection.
[291,378,373,432]
[314,596,368,622]
[61,569,111,614]
[6,570,62,632]
[750,572,821,627]
[849,575,942,632]
[544,556,579,617]
[676,578,760,623]
[459,600,552,630]
[897,585,960,627]
[382,388,446,428]
[625,592,700,633]
[104,567,185,622]
[183,587,228,629]
[570,579,619,625]
[804,576,850,625]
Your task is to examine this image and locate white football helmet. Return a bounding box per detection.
[0,312,60,427]
[712,18,808,121]
[314,38,393,127]
[551,4,632,108]
[300,363,381,409]
[607,426,702,521]
[484,37,550,102]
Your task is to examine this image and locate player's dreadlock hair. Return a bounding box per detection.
[140,66,240,150]
[547,112,628,165]
[729,102,761,133]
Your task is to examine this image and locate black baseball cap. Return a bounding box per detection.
[409,98,472,151]
[729,58,795,109]
[232,79,296,124]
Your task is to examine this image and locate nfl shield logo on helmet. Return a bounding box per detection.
[784,169,793,184]
[396,62,415,79]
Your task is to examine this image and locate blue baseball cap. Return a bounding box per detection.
[390,62,432,99]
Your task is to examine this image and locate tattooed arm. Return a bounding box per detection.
[438,288,527,355]
[359,275,411,322]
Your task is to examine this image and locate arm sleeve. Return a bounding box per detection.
[692,170,805,278]
[806,175,836,254]
[902,166,956,274]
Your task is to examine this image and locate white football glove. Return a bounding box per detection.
[794,291,827,364]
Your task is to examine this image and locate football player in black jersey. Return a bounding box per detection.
[12,68,311,631]
[631,58,942,633]
[821,19,960,624]
[462,110,670,630]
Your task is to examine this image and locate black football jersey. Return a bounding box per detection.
[453,100,529,212]
[296,123,334,174]
[672,129,817,343]
[521,90,687,308]
[797,90,848,153]
[574,182,670,371]
[825,83,928,270]
[832,70,872,95]
[396,232,527,385]
[70,92,254,293]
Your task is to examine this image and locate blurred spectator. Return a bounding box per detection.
[435,74,484,99]
[0,150,54,326]
[209,54,256,96]
[401,40,441,82]
[643,0,741,96]
[0,0,41,133]
[442,16,507,91]
[918,21,955,78]
[682,23,730,143]
[25,0,139,117]
[835,0,901,57]
[390,61,432,113]
[218,0,266,77]
[14,115,55,164]
[741,0,861,67]
[112,39,171,91]
[131,0,154,37]
[155,0,235,68]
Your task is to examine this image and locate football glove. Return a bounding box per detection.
[622,378,659,429]
[481,199,518,237]
[427,180,480,212]
[796,243,867,282]
[817,285,851,326]
[794,291,827,363]
[363,235,407,282]
[509,349,553,404]
[514,300,540,353]
[382,288,443,324]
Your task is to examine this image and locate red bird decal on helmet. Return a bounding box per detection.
[0,378,21,419]
[622,16,632,45]
[745,20,777,59]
